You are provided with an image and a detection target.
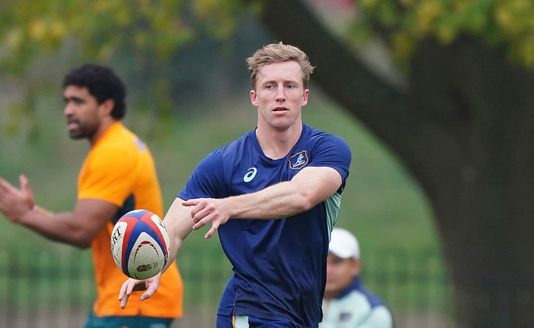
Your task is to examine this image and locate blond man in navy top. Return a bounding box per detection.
[119,42,352,327]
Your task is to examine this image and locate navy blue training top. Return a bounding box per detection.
[179,124,351,327]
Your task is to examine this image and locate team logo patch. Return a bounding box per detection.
[288,151,308,170]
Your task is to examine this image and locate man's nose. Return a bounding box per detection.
[275,85,286,101]
[64,103,73,116]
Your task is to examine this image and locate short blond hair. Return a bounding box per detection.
[246,42,315,89]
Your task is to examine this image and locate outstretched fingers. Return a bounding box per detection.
[140,282,158,301]
[192,210,218,230]
[0,177,13,193]
[19,175,35,208]
[204,220,220,239]
[19,175,31,195]
[118,279,143,309]
[182,198,228,238]
[119,275,162,309]
[183,198,213,229]
[192,206,214,227]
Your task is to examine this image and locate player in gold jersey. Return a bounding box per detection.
[0,64,183,327]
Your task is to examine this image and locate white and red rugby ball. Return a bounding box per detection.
[111,209,171,280]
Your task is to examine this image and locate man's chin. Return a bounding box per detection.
[68,131,85,139]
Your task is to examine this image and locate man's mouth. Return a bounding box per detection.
[67,120,79,129]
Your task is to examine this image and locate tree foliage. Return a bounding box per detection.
[2,0,533,74]
[351,0,534,69]
[0,0,251,138]
[0,0,246,74]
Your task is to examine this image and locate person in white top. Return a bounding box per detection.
[321,228,394,328]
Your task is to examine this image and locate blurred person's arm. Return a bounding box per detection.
[0,175,116,248]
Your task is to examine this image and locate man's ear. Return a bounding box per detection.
[350,259,362,278]
[99,99,114,116]
[301,89,309,106]
[250,90,258,107]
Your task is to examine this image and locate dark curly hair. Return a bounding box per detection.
[63,64,127,119]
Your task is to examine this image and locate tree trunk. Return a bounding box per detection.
[411,38,534,327]
[249,0,534,326]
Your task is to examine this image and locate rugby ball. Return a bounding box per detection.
[110,209,171,280]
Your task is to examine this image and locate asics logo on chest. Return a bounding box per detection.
[243,167,257,182]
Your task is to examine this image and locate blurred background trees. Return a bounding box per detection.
[1,0,534,326]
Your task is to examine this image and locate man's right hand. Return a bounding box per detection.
[118,273,162,309]
[0,175,35,222]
